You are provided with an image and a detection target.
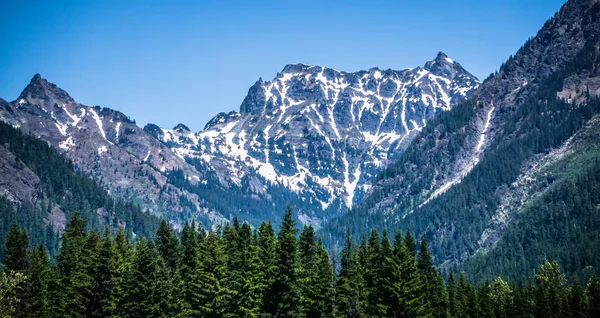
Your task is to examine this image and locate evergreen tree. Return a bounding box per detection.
[417,233,447,317]
[567,278,586,318]
[534,261,566,318]
[179,221,201,316]
[313,238,335,317]
[257,221,278,315]
[404,228,417,257]
[336,227,365,317]
[196,229,230,317]
[124,239,172,317]
[3,225,28,272]
[112,227,132,317]
[298,225,317,316]
[156,219,181,275]
[230,222,263,317]
[271,206,301,317]
[95,228,116,317]
[23,243,51,317]
[489,277,513,318]
[448,270,458,318]
[381,230,425,317]
[586,276,600,318]
[57,212,91,318]
[365,228,386,317]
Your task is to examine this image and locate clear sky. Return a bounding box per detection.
[0,0,566,131]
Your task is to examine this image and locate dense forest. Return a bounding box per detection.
[1,207,599,317]
[0,120,161,259]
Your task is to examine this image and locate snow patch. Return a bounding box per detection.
[59,136,75,150]
[97,145,108,155]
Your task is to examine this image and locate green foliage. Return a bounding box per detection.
[0,121,161,263]
[3,206,600,317]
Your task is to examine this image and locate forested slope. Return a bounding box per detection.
[0,120,160,258]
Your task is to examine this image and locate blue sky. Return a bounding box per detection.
[0,0,566,131]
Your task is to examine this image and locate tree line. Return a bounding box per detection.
[1,206,600,317]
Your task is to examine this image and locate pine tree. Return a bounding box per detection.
[381,230,425,317]
[23,243,51,317]
[112,227,132,317]
[365,228,386,317]
[312,238,335,317]
[567,278,586,318]
[336,227,365,317]
[229,222,263,317]
[270,206,301,317]
[534,261,566,318]
[417,234,447,317]
[4,225,28,272]
[489,277,513,318]
[95,228,116,317]
[179,221,201,316]
[124,238,172,317]
[257,221,278,316]
[196,229,230,317]
[404,228,417,256]
[298,225,317,316]
[448,270,458,318]
[82,231,102,318]
[156,219,180,275]
[57,212,91,318]
[587,275,600,318]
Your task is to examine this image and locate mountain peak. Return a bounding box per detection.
[31,73,42,82]
[281,63,314,74]
[173,123,191,133]
[18,74,74,105]
[424,52,479,82]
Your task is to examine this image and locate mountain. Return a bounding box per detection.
[0,119,160,258]
[149,53,478,225]
[323,0,600,281]
[0,54,478,229]
[0,75,226,227]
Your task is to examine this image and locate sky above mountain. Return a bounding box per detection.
[0,0,565,131]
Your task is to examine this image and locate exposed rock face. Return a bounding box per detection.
[0,75,224,226]
[0,54,478,227]
[155,53,478,223]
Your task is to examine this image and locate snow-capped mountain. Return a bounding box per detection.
[149,52,479,224]
[0,53,477,228]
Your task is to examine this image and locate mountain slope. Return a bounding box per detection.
[0,76,225,227]
[0,120,161,258]
[323,0,600,281]
[150,54,478,225]
[0,55,478,229]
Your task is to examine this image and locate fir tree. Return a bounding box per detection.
[567,278,586,318]
[3,225,28,272]
[337,227,365,317]
[586,275,600,318]
[156,219,181,275]
[124,239,172,317]
[23,243,51,317]
[404,228,417,257]
[57,212,91,318]
[229,222,263,317]
[535,261,566,318]
[196,230,230,317]
[257,221,278,315]
[271,206,301,317]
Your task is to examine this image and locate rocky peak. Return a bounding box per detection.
[173,123,191,133]
[423,52,477,80]
[17,74,74,106]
